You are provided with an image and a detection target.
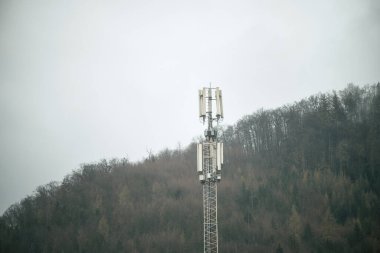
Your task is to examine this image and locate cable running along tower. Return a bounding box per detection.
[197,86,224,253]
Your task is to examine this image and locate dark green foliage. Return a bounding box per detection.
[1,83,380,252]
[276,243,284,253]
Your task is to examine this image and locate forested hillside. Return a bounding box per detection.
[1,83,379,253]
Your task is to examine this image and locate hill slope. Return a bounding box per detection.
[1,83,380,253]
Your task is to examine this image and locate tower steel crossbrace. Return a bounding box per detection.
[203,150,218,253]
[197,86,224,253]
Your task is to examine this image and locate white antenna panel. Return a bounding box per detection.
[216,142,223,171]
[221,142,224,164]
[197,143,203,174]
[203,88,208,114]
[199,89,206,118]
[215,88,224,118]
[216,143,221,171]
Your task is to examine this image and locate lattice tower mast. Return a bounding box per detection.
[197,86,224,253]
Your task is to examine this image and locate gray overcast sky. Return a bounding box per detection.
[0,0,379,214]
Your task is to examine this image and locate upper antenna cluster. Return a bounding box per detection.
[198,87,224,124]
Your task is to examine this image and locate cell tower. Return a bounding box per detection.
[197,86,224,253]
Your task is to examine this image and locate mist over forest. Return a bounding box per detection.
[1,83,379,252]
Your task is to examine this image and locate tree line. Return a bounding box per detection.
[1,83,379,252]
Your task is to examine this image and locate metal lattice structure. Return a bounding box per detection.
[197,87,224,253]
